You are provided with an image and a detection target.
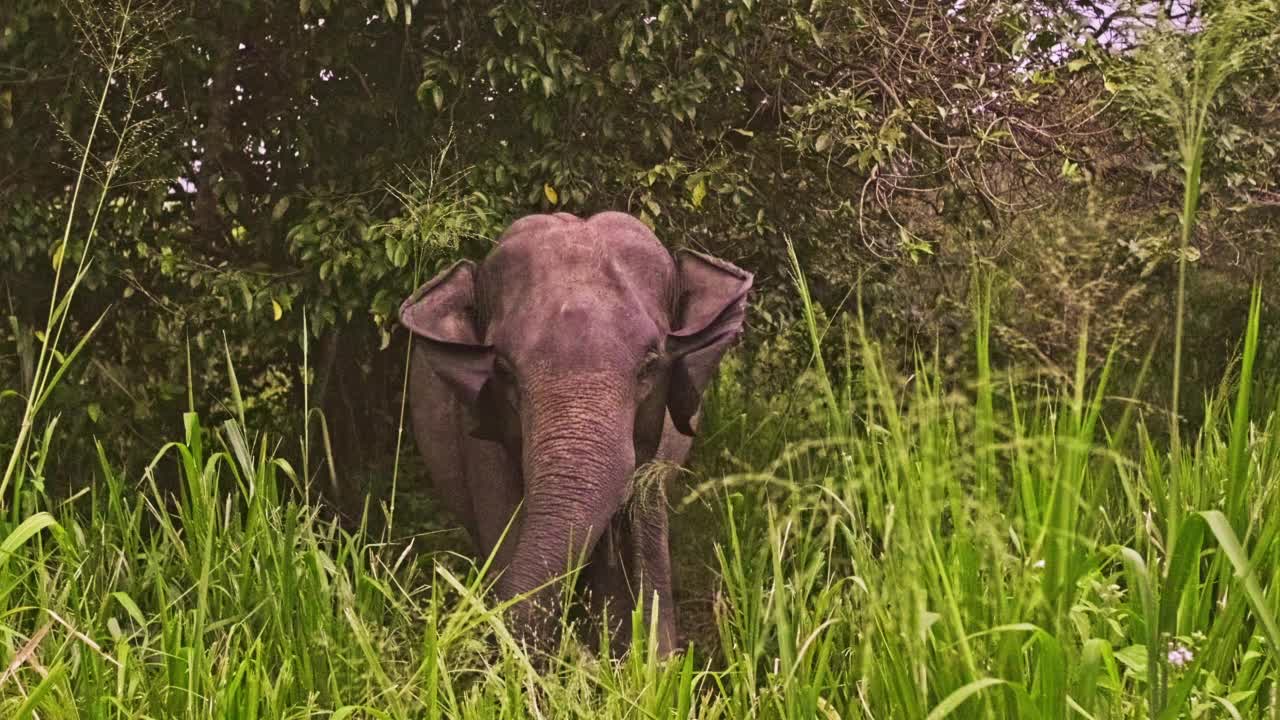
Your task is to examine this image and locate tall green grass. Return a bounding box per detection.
[695,278,1279,719]
[2,275,1278,717]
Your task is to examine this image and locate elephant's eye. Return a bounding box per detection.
[638,350,663,378]
[494,357,517,385]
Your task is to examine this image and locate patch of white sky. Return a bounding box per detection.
[1058,1,1202,56]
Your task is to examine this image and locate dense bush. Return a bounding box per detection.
[4,1,1277,492]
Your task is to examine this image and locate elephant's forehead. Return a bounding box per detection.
[482,213,674,315]
[511,299,662,370]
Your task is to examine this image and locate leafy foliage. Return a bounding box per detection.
[2,0,1278,489]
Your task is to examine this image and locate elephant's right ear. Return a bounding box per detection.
[399,261,493,406]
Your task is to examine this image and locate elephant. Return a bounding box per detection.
[398,211,752,657]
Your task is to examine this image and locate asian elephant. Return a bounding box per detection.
[399,211,751,657]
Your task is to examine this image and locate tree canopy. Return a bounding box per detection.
[2,0,1277,485]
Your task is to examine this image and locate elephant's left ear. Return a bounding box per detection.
[400,260,494,406]
[667,250,753,435]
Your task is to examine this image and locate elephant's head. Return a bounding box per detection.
[399,211,751,645]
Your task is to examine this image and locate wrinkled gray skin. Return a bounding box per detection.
[400,211,751,657]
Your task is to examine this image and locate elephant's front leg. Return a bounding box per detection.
[584,504,676,658]
[629,484,678,656]
[463,439,525,576]
[583,515,638,655]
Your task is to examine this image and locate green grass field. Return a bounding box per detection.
[1,282,1277,719]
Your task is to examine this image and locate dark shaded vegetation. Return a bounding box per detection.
[4,0,1277,496]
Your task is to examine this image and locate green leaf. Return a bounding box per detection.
[1227,286,1263,518]
[271,196,291,221]
[1114,644,1148,679]
[692,179,707,208]
[272,299,283,321]
[13,663,66,719]
[1077,638,1119,712]
[1162,513,1205,633]
[384,0,397,20]
[1033,631,1066,717]
[1119,547,1157,694]
[0,89,12,130]
[51,242,65,270]
[543,183,559,204]
[0,513,60,572]
[815,133,832,152]
[926,678,1007,720]
[1200,510,1280,654]
[87,403,102,424]
[111,591,148,628]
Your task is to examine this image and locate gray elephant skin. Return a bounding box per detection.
[399,211,752,657]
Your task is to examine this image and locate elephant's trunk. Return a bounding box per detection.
[496,371,635,649]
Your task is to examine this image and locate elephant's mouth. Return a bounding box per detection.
[626,460,673,514]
